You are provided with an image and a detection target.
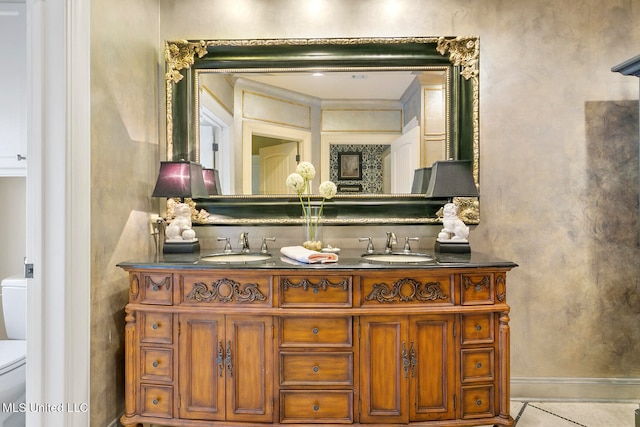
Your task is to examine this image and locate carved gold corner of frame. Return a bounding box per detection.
[435,197,480,224]
[436,36,479,81]
[164,40,208,84]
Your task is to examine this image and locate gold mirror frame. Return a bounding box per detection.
[163,36,480,225]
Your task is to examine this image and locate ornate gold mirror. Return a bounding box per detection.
[165,36,479,224]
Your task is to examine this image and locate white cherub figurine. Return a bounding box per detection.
[437,203,470,242]
[166,203,196,241]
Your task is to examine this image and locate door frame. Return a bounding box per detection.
[25,0,91,426]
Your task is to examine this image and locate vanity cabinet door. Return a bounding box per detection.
[409,315,456,421]
[178,313,274,423]
[359,316,409,424]
[225,314,274,423]
[359,315,455,424]
[178,313,225,421]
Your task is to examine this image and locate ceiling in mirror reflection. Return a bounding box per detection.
[239,71,420,100]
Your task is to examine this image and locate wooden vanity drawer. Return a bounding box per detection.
[180,273,271,306]
[461,348,494,383]
[460,385,494,419]
[140,312,173,344]
[140,384,173,418]
[280,390,353,423]
[280,275,352,307]
[460,313,494,345]
[139,273,173,305]
[360,274,453,306]
[280,352,353,386]
[140,347,173,382]
[460,273,494,305]
[280,317,352,347]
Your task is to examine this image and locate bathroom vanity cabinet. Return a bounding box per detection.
[118,251,517,427]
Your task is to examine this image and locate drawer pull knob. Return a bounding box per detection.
[312,327,319,335]
[153,285,159,291]
[475,284,482,291]
[313,366,319,373]
[313,405,320,411]
[313,288,319,293]
[152,361,159,368]
[152,323,159,330]
[476,399,482,406]
[476,325,482,331]
[476,362,482,369]
[153,399,159,405]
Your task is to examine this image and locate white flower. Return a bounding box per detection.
[319,181,337,199]
[296,161,316,180]
[286,173,306,193]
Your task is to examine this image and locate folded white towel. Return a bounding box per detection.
[280,246,339,264]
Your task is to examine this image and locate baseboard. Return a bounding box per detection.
[107,414,123,427]
[511,376,640,402]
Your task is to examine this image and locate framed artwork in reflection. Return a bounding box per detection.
[338,152,362,180]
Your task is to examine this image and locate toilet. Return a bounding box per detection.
[0,276,27,427]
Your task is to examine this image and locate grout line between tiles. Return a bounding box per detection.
[528,403,589,426]
[513,401,529,425]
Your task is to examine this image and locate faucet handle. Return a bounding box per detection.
[238,231,250,253]
[217,237,232,253]
[403,237,419,252]
[260,237,276,253]
[359,237,375,254]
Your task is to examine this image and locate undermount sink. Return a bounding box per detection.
[361,252,434,263]
[201,252,273,263]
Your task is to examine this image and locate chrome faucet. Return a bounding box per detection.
[403,237,419,252]
[239,232,250,253]
[359,237,375,254]
[384,232,397,254]
[217,237,232,253]
[260,237,276,254]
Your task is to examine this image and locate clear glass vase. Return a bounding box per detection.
[302,206,323,251]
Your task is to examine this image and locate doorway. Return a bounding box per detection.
[252,136,299,194]
[242,121,311,194]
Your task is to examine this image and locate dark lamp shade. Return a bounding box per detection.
[151,161,209,198]
[424,160,478,198]
[411,167,432,194]
[202,168,220,195]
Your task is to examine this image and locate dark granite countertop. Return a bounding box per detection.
[117,248,517,271]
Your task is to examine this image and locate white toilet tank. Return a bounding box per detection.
[1,275,26,340]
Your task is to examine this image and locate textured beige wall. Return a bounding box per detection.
[89,0,160,425]
[160,0,640,396]
[87,2,640,423]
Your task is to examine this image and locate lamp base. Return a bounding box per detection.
[435,240,470,253]
[163,240,201,254]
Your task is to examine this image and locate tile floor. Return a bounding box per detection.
[147,402,640,427]
[480,401,640,427]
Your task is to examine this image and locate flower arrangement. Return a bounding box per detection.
[286,161,337,250]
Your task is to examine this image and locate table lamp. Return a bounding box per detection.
[425,160,479,253]
[152,160,208,253]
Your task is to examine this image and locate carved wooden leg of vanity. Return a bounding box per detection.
[498,311,511,422]
[124,307,137,419]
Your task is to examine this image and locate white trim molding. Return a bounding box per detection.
[511,377,640,403]
[25,0,91,425]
